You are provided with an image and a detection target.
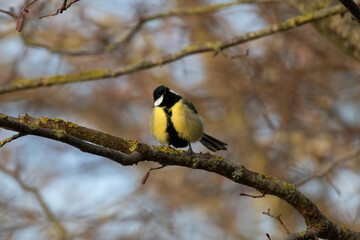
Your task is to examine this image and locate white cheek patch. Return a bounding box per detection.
[154,94,164,107]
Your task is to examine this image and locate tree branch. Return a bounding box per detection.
[0,133,26,148]
[0,9,17,18]
[103,0,284,53]
[0,164,67,239]
[20,0,283,55]
[16,0,39,32]
[0,3,352,95]
[262,209,290,235]
[0,112,358,239]
[39,0,81,19]
[285,229,318,240]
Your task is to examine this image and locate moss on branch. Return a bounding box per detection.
[0,112,359,239]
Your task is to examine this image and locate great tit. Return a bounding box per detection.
[150,85,227,152]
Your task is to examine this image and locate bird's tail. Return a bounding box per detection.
[199,133,228,152]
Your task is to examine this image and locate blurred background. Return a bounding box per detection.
[0,0,360,239]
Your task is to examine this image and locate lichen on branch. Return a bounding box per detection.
[0,112,358,239]
[0,3,351,95]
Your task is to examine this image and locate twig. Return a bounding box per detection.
[0,164,67,240]
[239,192,265,198]
[295,150,360,187]
[60,0,68,13]
[0,112,359,239]
[266,233,272,240]
[0,9,17,18]
[16,0,39,32]
[27,0,284,55]
[0,3,353,94]
[141,165,166,184]
[263,209,291,235]
[0,133,26,148]
[39,0,80,19]
[143,0,283,21]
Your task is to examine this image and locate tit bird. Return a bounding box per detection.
[149,85,227,152]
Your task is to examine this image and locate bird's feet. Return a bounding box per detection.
[188,143,194,160]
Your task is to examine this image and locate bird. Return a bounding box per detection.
[149,85,227,152]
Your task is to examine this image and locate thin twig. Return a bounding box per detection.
[39,0,80,19]
[0,3,353,94]
[0,9,17,18]
[60,0,68,13]
[240,192,266,198]
[0,133,26,148]
[34,0,283,54]
[141,165,167,184]
[263,209,291,235]
[16,0,39,32]
[295,150,360,187]
[24,0,39,9]
[0,165,67,240]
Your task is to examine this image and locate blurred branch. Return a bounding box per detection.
[103,0,284,53]
[0,0,41,32]
[16,0,39,32]
[0,9,17,18]
[0,165,67,240]
[338,0,360,22]
[0,133,26,148]
[0,112,359,239]
[39,0,81,19]
[262,209,290,235]
[22,0,284,55]
[0,2,352,95]
[142,0,283,20]
[290,0,360,61]
[295,150,360,188]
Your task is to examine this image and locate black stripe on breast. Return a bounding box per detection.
[164,108,188,148]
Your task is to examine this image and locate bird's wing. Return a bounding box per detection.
[182,98,198,113]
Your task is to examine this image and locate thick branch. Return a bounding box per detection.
[0,112,358,239]
[0,113,141,165]
[0,3,351,95]
[286,229,318,240]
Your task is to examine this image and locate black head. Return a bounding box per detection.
[153,85,168,102]
[153,85,181,108]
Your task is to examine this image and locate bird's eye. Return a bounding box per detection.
[157,91,163,98]
[159,88,166,96]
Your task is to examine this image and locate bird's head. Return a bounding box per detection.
[153,85,181,107]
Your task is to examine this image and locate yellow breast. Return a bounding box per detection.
[171,99,203,142]
[149,107,169,145]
